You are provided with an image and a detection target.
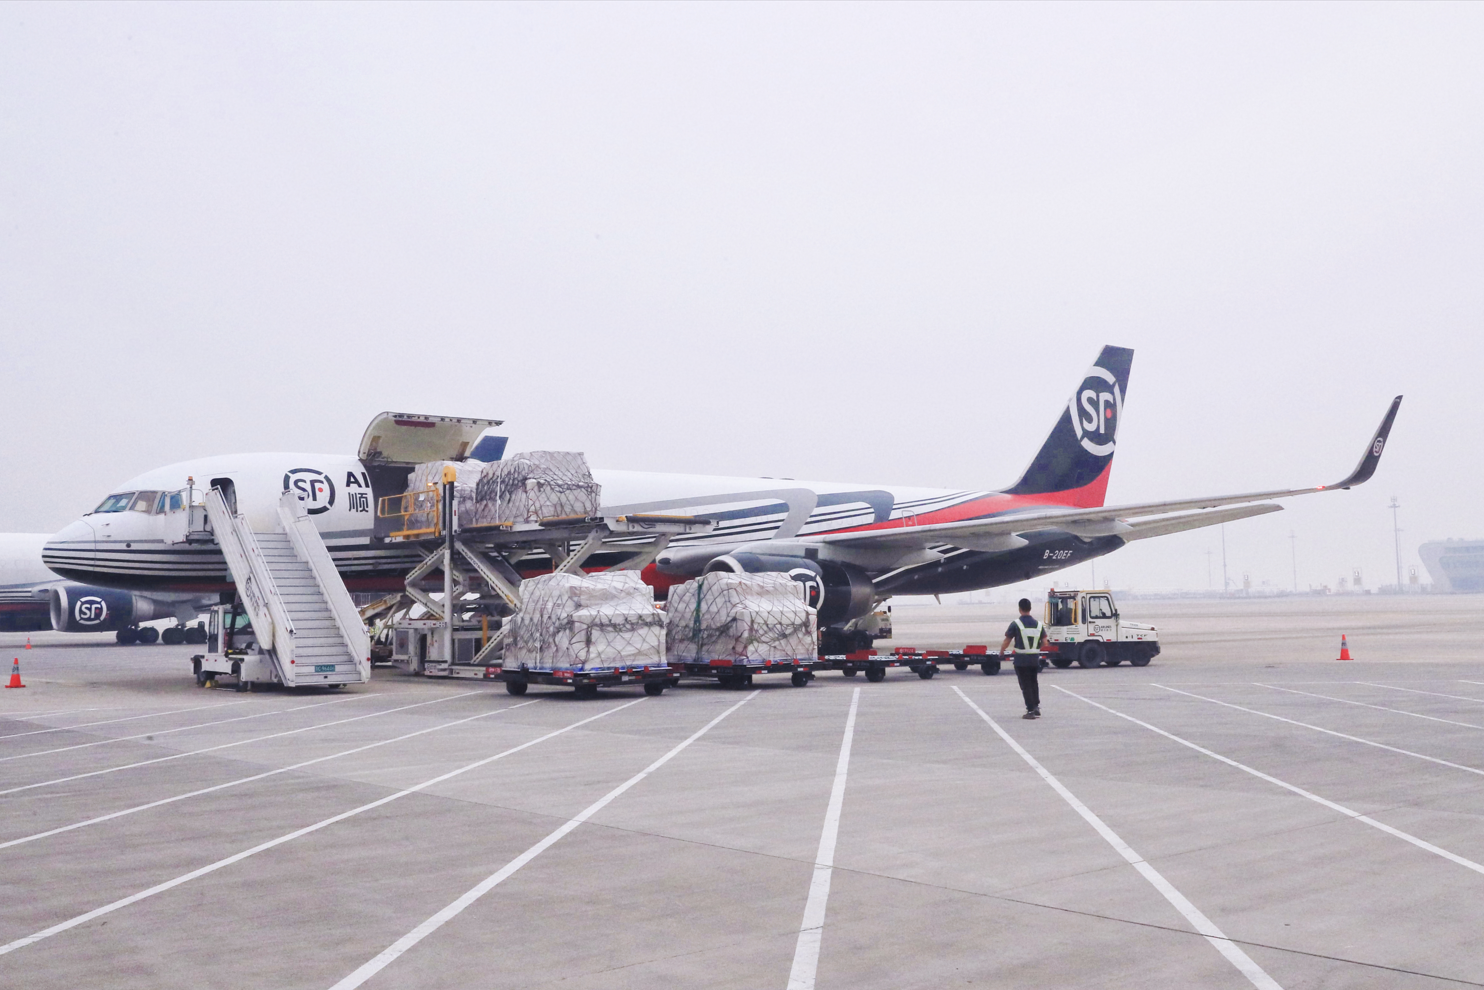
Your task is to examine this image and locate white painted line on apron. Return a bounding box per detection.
[0,696,643,957]
[0,694,371,763]
[1359,683,1484,705]
[0,692,494,850]
[1256,684,1484,730]
[0,700,251,740]
[328,691,761,990]
[787,687,860,990]
[1159,685,1484,778]
[956,686,1283,990]
[1056,685,1484,878]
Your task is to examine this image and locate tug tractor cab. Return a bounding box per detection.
[191,602,283,690]
[1043,589,1160,669]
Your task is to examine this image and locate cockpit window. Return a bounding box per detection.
[130,491,163,513]
[94,493,136,513]
[168,493,184,512]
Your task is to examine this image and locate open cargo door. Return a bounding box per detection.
[358,412,504,467]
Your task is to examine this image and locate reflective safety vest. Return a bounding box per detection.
[1013,616,1043,654]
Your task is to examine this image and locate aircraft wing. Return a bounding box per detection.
[813,396,1402,553]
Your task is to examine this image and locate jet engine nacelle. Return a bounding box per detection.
[703,552,875,627]
[49,585,168,633]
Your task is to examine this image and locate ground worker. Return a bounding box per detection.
[1000,597,1044,719]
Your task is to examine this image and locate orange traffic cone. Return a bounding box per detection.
[1337,635,1352,661]
[24,637,31,649]
[4,658,24,688]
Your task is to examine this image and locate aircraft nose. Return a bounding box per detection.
[43,519,97,577]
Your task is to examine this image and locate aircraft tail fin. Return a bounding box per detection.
[1005,345,1134,507]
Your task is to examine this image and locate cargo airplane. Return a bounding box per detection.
[42,346,1401,651]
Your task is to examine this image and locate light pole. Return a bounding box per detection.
[1221,524,1229,595]
[1290,531,1297,592]
[1390,496,1402,592]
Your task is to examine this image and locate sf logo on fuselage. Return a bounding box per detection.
[283,468,337,516]
[75,596,107,625]
[1068,366,1122,456]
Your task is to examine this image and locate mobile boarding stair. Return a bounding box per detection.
[194,488,371,689]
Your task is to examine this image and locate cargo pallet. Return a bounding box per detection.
[499,663,678,697]
[676,658,820,688]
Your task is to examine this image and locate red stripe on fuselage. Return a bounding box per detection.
[827,462,1112,535]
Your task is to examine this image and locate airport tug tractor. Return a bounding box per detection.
[1042,590,1159,669]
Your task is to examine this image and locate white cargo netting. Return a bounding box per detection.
[665,572,817,663]
[403,460,484,532]
[505,571,664,670]
[473,451,601,526]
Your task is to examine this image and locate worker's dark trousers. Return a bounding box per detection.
[1014,664,1040,712]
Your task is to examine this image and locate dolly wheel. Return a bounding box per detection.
[842,668,859,677]
[954,662,968,671]
[505,680,528,696]
[791,670,810,687]
[644,682,665,696]
[980,661,1001,676]
[917,666,936,680]
[864,667,886,683]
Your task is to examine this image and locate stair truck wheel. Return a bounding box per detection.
[1129,648,1153,667]
[1078,642,1106,669]
[864,666,886,683]
[916,666,936,680]
[791,670,810,687]
[644,681,665,696]
[505,680,528,696]
[980,660,1001,675]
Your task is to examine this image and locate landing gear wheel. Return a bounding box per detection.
[916,666,936,680]
[1129,649,1153,667]
[162,627,183,645]
[116,627,139,645]
[791,670,810,687]
[842,668,859,677]
[1078,642,1106,669]
[136,626,159,644]
[644,681,665,696]
[185,626,207,645]
[980,660,1001,676]
[864,666,886,683]
[505,680,528,696]
[954,662,968,671]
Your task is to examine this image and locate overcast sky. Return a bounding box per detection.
[2,2,1479,595]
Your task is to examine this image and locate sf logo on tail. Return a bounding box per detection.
[1068,366,1122,456]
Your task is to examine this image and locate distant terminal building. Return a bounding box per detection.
[1419,540,1484,592]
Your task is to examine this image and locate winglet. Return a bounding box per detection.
[1330,396,1402,490]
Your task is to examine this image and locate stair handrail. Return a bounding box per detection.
[203,487,297,684]
[278,491,371,681]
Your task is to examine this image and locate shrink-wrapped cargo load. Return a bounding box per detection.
[473,451,601,526]
[505,571,664,670]
[403,460,484,533]
[665,573,817,663]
